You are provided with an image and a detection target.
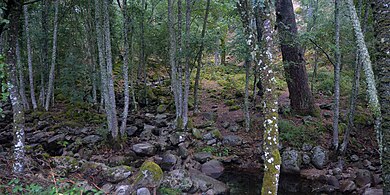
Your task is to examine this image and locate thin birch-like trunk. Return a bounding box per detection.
[23,5,37,110]
[244,58,250,132]
[182,0,191,129]
[45,0,59,111]
[332,0,341,150]
[120,0,130,137]
[140,0,147,105]
[39,0,49,107]
[102,0,119,139]
[16,39,30,110]
[193,0,211,113]
[168,0,179,125]
[346,0,382,159]
[177,0,184,124]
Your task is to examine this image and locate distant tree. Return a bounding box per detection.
[332,0,341,150]
[276,0,318,116]
[16,38,30,110]
[120,0,130,136]
[182,0,191,128]
[372,0,390,193]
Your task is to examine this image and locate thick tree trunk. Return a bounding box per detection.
[372,1,390,193]
[6,1,26,174]
[102,0,119,139]
[347,0,383,174]
[332,0,341,150]
[16,38,30,110]
[276,0,318,116]
[182,0,191,129]
[120,0,130,137]
[23,5,37,110]
[193,0,210,113]
[45,0,59,111]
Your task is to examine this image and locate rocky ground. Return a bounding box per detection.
[0,65,384,195]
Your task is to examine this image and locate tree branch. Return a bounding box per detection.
[23,0,42,5]
[309,38,335,67]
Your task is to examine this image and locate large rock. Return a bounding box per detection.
[132,161,163,189]
[103,165,132,183]
[281,149,300,174]
[161,169,193,192]
[132,143,156,156]
[194,152,213,163]
[51,156,82,175]
[82,135,102,145]
[355,169,372,187]
[189,168,229,194]
[311,146,328,169]
[201,160,224,179]
[222,135,242,146]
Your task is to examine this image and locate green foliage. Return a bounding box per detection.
[309,69,354,96]
[279,119,325,147]
[0,178,104,195]
[200,146,230,157]
[158,187,181,195]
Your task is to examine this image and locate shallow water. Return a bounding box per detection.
[219,171,340,195]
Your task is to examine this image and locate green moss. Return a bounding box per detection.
[158,187,181,195]
[192,128,202,139]
[229,105,241,111]
[186,118,194,129]
[224,99,235,106]
[157,104,168,113]
[138,161,163,182]
[211,129,222,140]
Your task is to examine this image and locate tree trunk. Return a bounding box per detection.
[39,0,50,107]
[6,1,26,174]
[182,0,191,129]
[102,0,119,139]
[16,38,30,110]
[23,5,37,110]
[332,0,341,150]
[177,0,184,126]
[372,0,390,193]
[276,0,318,116]
[244,58,250,132]
[45,0,59,111]
[168,0,179,126]
[193,0,211,113]
[120,0,130,137]
[140,0,147,105]
[347,0,382,170]
[237,0,281,192]
[340,0,369,154]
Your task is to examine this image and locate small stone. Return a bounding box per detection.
[350,154,360,162]
[311,146,328,169]
[82,135,101,144]
[222,122,230,129]
[363,159,372,167]
[222,135,242,146]
[101,183,114,194]
[327,176,340,189]
[228,125,239,132]
[104,166,132,183]
[161,153,178,171]
[302,143,313,151]
[363,188,383,195]
[137,187,151,195]
[194,152,213,163]
[126,126,138,136]
[302,153,311,165]
[355,169,372,187]
[132,143,156,156]
[115,185,131,195]
[192,128,202,139]
[340,180,357,192]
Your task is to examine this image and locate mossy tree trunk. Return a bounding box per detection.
[237,0,281,193]
[183,0,191,128]
[372,0,390,193]
[332,0,341,150]
[276,0,318,116]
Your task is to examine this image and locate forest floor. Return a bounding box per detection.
[0,62,383,194]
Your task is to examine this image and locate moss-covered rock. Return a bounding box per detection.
[211,129,222,140]
[157,104,168,114]
[192,128,202,139]
[229,105,241,111]
[132,161,163,190]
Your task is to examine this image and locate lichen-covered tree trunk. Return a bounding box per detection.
[193,0,211,113]
[332,0,341,150]
[238,0,281,193]
[168,0,179,125]
[347,0,382,169]
[6,1,26,173]
[120,0,130,137]
[182,0,191,128]
[16,38,30,110]
[372,0,389,193]
[23,5,37,110]
[45,0,59,111]
[340,0,369,154]
[276,0,318,116]
[102,0,119,139]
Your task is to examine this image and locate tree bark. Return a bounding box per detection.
[347,0,383,172]
[120,0,130,137]
[16,38,30,110]
[6,1,26,174]
[102,0,119,139]
[372,0,390,193]
[244,58,250,132]
[23,5,37,110]
[177,0,184,126]
[168,0,180,126]
[139,0,147,105]
[332,0,341,150]
[45,0,59,111]
[39,0,49,107]
[193,0,210,113]
[276,0,318,116]
[183,0,191,129]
